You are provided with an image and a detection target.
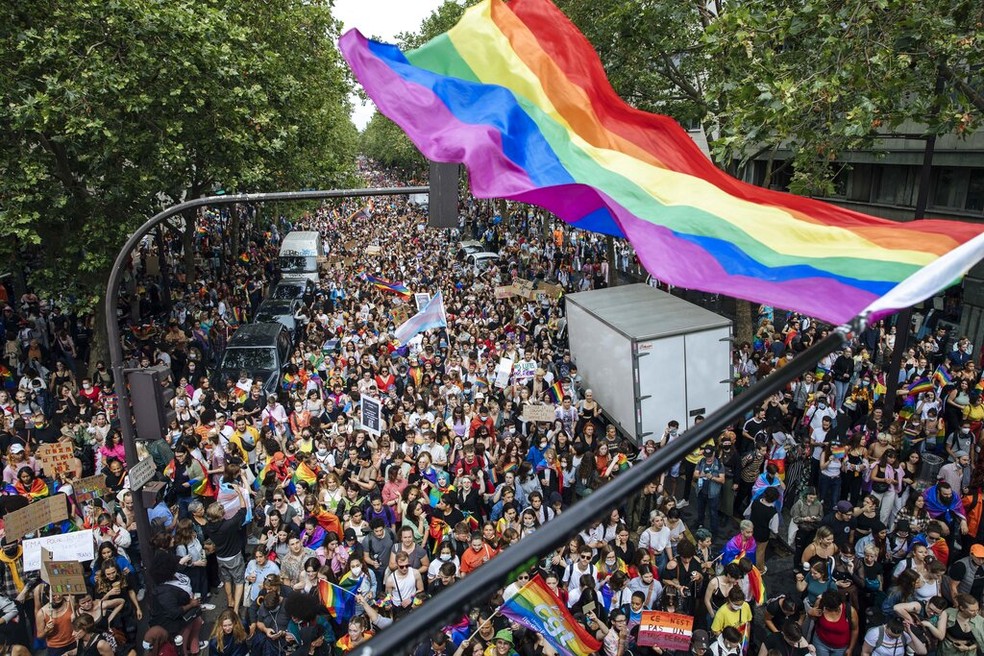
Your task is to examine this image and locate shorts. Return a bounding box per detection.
[216,553,246,583]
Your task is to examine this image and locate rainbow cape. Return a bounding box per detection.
[6,477,49,501]
[292,461,319,488]
[499,574,601,656]
[339,0,984,325]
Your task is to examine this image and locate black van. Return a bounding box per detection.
[215,323,292,398]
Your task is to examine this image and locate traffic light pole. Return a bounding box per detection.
[105,187,427,574]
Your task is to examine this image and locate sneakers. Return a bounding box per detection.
[201,603,216,611]
[137,589,145,602]
[676,498,689,509]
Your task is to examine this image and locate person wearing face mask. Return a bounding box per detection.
[427,544,460,584]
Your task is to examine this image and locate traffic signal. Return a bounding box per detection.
[127,365,176,441]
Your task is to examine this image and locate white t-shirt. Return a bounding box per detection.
[638,526,671,554]
[863,626,911,656]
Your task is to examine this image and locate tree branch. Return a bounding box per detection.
[938,64,984,115]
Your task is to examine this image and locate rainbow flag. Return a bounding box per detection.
[907,377,934,396]
[318,579,358,621]
[499,574,601,656]
[339,0,984,326]
[546,381,565,403]
[829,444,848,459]
[429,517,452,553]
[239,252,250,263]
[364,274,411,297]
[614,452,631,471]
[292,461,319,488]
[932,366,952,388]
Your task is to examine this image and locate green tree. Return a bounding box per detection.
[359,112,427,175]
[0,0,356,365]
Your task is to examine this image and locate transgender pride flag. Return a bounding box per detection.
[393,291,447,345]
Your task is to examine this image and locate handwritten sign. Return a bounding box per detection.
[638,611,694,650]
[360,395,383,436]
[414,293,431,311]
[538,282,564,299]
[493,285,513,299]
[366,245,381,255]
[513,279,535,299]
[23,530,96,572]
[392,306,410,328]
[4,494,69,542]
[522,404,556,424]
[128,457,157,491]
[36,442,75,476]
[494,357,514,389]
[41,548,88,595]
[74,474,109,506]
[514,360,537,382]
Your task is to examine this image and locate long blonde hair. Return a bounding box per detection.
[210,609,248,644]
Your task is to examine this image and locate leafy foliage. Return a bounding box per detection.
[0,0,357,310]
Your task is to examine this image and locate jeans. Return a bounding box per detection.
[813,636,847,656]
[695,493,721,536]
[834,380,850,409]
[819,474,842,511]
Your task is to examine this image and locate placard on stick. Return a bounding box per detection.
[36,442,75,477]
[74,474,109,506]
[521,404,556,423]
[3,495,69,542]
[360,396,383,436]
[414,293,431,311]
[40,548,88,596]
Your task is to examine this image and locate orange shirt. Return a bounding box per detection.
[460,543,498,574]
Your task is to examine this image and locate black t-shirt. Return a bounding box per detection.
[948,558,984,599]
[821,511,856,547]
[762,632,811,656]
[765,595,804,626]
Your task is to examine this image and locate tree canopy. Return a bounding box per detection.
[0,0,357,310]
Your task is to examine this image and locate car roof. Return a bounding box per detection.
[227,323,284,346]
[257,300,296,312]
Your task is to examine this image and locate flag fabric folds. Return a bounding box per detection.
[499,574,602,656]
[364,274,411,297]
[339,0,984,325]
[318,578,359,622]
[393,291,448,345]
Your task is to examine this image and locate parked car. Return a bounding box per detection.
[215,323,293,398]
[270,279,315,303]
[253,299,302,342]
[466,251,499,273]
[455,240,487,261]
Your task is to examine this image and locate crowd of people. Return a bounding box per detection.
[0,163,983,656]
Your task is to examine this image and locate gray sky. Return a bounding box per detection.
[334,0,448,130]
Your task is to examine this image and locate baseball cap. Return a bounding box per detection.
[9,444,24,454]
[343,528,357,542]
[691,630,709,651]
[836,500,853,514]
[971,544,984,558]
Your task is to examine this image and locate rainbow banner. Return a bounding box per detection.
[499,574,601,656]
[907,377,934,396]
[364,274,411,297]
[292,461,319,488]
[339,0,984,325]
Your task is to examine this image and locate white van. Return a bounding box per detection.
[279,231,324,283]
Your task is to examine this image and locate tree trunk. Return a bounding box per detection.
[735,299,753,345]
[182,209,197,287]
[231,208,242,259]
[89,298,111,379]
[497,198,508,222]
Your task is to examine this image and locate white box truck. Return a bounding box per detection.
[565,284,732,443]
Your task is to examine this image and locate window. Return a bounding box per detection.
[967,169,984,212]
[932,167,968,209]
[873,166,916,206]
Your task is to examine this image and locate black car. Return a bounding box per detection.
[253,299,302,342]
[215,323,293,397]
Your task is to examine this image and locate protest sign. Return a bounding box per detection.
[360,396,383,436]
[392,306,410,327]
[513,279,535,299]
[514,360,537,382]
[40,548,88,596]
[494,285,515,299]
[23,530,96,572]
[128,457,157,491]
[538,282,564,299]
[493,357,514,389]
[637,611,694,650]
[366,245,381,255]
[414,292,431,311]
[74,474,109,506]
[522,404,556,423]
[4,495,69,542]
[36,442,75,476]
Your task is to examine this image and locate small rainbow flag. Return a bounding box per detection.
[190,477,216,497]
[364,274,411,297]
[546,381,565,403]
[815,367,830,381]
[499,574,601,656]
[239,253,250,263]
[614,452,631,471]
[233,386,249,403]
[292,461,319,488]
[829,444,848,459]
[318,579,358,621]
[907,377,933,396]
[933,366,953,388]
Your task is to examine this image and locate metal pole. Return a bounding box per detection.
[352,326,853,656]
[105,187,427,574]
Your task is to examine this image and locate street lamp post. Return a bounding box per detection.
[105,187,427,574]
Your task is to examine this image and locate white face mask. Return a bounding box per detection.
[350,565,362,575]
[962,428,971,434]
[439,554,452,561]
[317,449,328,456]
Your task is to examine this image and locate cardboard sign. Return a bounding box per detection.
[40,548,88,595]
[23,530,96,572]
[3,494,69,542]
[494,357,514,389]
[128,457,157,491]
[360,395,383,436]
[366,245,381,255]
[344,240,357,251]
[74,474,109,506]
[637,611,694,650]
[522,404,556,423]
[392,306,410,327]
[36,442,75,476]
[539,282,563,299]
[414,293,431,311]
[494,285,515,299]
[513,279,535,299]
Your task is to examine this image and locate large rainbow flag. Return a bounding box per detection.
[500,574,602,656]
[339,0,984,325]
